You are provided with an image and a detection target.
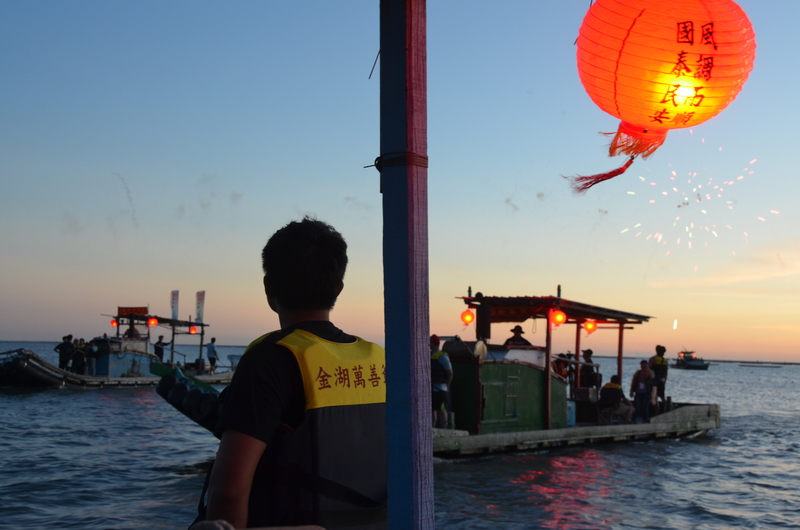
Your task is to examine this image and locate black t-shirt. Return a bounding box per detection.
[214,321,356,444]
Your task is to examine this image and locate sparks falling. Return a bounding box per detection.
[620,153,779,258]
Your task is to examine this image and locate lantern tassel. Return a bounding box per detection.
[605,124,667,159]
[565,157,635,193]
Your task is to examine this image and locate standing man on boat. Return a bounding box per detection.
[430,334,453,429]
[71,338,87,374]
[86,339,98,376]
[53,336,73,370]
[649,345,669,414]
[503,325,532,348]
[198,217,387,529]
[154,335,166,362]
[205,337,218,374]
[630,360,654,423]
[579,349,599,388]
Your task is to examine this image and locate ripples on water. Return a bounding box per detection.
[1,385,216,528]
[434,357,800,529]
[2,343,800,528]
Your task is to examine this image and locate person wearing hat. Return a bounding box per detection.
[430,335,453,428]
[503,325,532,348]
[579,349,599,388]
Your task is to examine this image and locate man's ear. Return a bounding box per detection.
[263,276,278,312]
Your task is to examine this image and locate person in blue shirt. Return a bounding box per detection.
[205,338,218,374]
[430,334,453,429]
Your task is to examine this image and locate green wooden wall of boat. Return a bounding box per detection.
[450,359,568,434]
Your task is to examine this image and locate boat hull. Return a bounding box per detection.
[671,362,710,370]
[0,350,231,390]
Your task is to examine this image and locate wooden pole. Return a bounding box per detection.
[617,322,624,381]
[544,312,552,429]
[380,1,434,529]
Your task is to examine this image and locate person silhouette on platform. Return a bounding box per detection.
[503,325,532,348]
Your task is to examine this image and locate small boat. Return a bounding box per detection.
[0,306,232,389]
[671,350,710,370]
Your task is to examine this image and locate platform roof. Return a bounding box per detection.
[461,295,652,325]
[110,312,209,329]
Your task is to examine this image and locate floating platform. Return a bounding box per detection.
[432,403,719,457]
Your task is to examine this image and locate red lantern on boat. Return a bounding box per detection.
[460,309,475,326]
[568,0,756,192]
[189,326,198,335]
[110,319,118,328]
[147,318,158,327]
[550,309,567,327]
[584,320,598,334]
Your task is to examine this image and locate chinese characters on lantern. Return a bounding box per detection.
[650,20,717,126]
[315,363,386,390]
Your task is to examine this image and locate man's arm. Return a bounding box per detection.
[206,429,268,528]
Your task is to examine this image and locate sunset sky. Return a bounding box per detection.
[1,1,797,361]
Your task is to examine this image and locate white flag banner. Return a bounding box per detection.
[196,291,206,323]
[171,290,179,321]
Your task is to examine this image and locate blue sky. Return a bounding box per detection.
[1,1,797,360]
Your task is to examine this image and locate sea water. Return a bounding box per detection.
[1,341,799,529]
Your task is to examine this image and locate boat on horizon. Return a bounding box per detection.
[671,350,710,370]
[0,306,231,389]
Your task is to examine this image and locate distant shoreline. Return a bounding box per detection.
[3,341,796,365]
[0,339,249,348]
[594,355,799,366]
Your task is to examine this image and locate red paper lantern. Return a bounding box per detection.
[551,309,567,327]
[569,0,756,192]
[584,320,598,334]
[460,309,475,326]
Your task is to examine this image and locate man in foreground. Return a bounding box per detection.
[201,218,387,529]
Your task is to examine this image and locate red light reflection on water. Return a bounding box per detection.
[506,451,620,528]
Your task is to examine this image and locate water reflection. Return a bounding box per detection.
[508,451,620,528]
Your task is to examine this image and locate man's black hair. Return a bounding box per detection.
[261,217,348,312]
